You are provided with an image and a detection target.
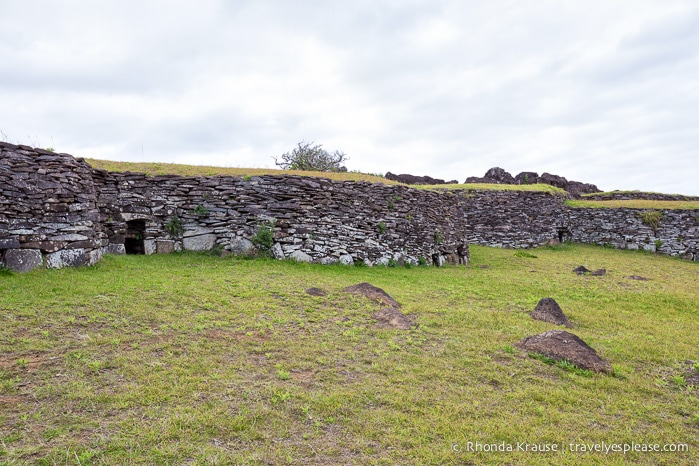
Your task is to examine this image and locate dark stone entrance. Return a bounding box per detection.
[124,220,146,254]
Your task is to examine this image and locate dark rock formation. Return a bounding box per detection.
[385,172,456,185]
[515,171,539,185]
[464,167,599,197]
[573,266,591,275]
[517,330,612,373]
[530,298,573,328]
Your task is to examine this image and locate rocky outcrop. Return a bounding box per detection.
[464,167,600,197]
[385,172,457,185]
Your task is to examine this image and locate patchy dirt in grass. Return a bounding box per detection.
[305,287,327,296]
[0,352,56,372]
[343,282,415,330]
[626,275,650,281]
[372,307,415,330]
[343,282,402,308]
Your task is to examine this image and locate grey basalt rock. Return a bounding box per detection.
[46,248,86,269]
[4,249,43,272]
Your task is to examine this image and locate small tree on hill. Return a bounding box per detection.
[274,141,348,172]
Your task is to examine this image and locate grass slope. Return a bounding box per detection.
[84,159,396,185]
[566,199,699,210]
[1,245,698,465]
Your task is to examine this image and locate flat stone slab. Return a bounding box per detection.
[530,298,573,328]
[4,249,43,272]
[46,248,86,269]
[517,330,612,373]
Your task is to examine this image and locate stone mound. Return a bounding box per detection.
[530,298,573,328]
[305,287,327,296]
[573,266,591,275]
[516,330,612,373]
[343,282,414,329]
[343,282,402,308]
[591,268,606,276]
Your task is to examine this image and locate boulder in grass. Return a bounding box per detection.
[517,330,612,373]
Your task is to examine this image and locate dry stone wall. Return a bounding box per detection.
[1,142,470,271]
[451,190,569,248]
[2,142,698,272]
[443,189,699,260]
[94,171,470,267]
[0,143,105,271]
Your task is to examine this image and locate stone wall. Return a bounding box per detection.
[568,208,699,259]
[0,143,104,271]
[93,170,470,267]
[454,190,569,248]
[442,189,699,260]
[1,142,470,271]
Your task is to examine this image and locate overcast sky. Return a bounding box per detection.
[1,1,698,194]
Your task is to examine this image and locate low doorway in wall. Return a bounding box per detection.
[124,220,146,254]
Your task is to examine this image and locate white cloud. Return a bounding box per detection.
[1,0,698,194]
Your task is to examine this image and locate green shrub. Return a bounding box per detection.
[639,210,662,231]
[165,215,184,238]
[274,141,348,172]
[194,204,209,217]
[252,220,276,254]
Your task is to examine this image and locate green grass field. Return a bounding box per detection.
[1,244,698,465]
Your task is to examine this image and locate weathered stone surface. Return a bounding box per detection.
[0,238,20,249]
[385,172,452,185]
[4,249,43,272]
[144,239,156,255]
[339,254,354,265]
[107,243,126,254]
[46,248,86,269]
[271,242,284,260]
[530,298,573,328]
[230,237,255,256]
[182,229,216,251]
[49,233,89,242]
[289,250,312,262]
[156,240,175,254]
[516,330,612,373]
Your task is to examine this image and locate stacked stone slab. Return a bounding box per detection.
[93,170,470,267]
[1,142,470,271]
[0,143,105,271]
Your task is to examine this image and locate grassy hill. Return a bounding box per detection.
[1,244,697,464]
